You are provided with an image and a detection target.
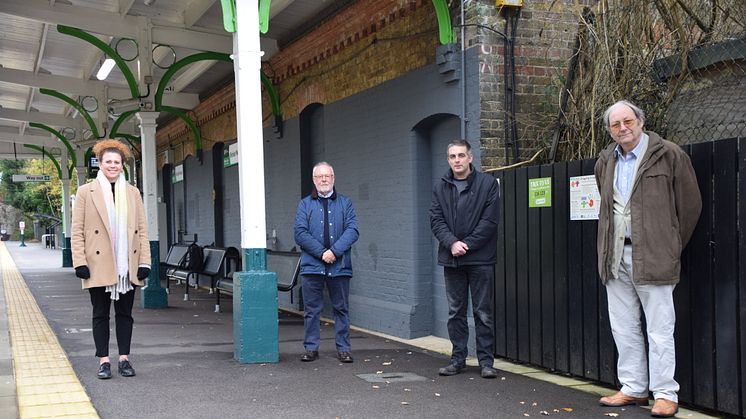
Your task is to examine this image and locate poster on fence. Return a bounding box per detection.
[569,175,600,220]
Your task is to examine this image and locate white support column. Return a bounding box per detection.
[137,111,167,308]
[60,150,73,267]
[74,146,87,186]
[235,3,267,250]
[232,0,278,364]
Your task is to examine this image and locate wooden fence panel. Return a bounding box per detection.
[687,141,715,409]
[674,144,694,403]
[540,164,556,369]
[503,169,518,360]
[494,171,507,357]
[552,162,569,373]
[580,159,599,381]
[527,165,543,364]
[712,139,739,415]
[736,138,746,417]
[516,167,530,362]
[566,160,585,377]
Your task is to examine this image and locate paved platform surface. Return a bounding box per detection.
[0,241,717,418]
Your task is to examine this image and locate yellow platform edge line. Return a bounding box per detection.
[0,242,99,419]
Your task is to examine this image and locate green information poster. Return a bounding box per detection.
[528,177,552,208]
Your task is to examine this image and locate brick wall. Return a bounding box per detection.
[156,0,440,163]
[468,0,594,168]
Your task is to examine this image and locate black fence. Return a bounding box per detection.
[492,137,745,416]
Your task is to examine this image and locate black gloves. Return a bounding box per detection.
[75,266,90,279]
[137,267,151,280]
[75,266,150,281]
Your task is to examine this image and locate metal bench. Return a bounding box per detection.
[167,246,230,301]
[162,244,190,294]
[214,250,300,313]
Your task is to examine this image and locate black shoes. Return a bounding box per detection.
[438,363,465,376]
[301,350,319,362]
[481,366,498,379]
[97,362,112,379]
[337,351,354,363]
[118,360,136,377]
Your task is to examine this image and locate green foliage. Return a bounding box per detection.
[0,159,77,217]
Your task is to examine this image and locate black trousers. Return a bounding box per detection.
[88,286,136,358]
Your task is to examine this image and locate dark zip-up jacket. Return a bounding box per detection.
[430,165,500,267]
[294,188,359,277]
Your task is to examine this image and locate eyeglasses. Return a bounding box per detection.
[609,118,637,132]
[313,174,334,180]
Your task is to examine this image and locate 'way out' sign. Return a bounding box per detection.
[12,174,50,182]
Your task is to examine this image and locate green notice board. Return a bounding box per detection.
[528,177,552,208]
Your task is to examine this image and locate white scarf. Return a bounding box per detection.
[97,170,132,300]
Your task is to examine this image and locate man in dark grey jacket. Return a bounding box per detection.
[430,139,500,379]
[595,100,701,418]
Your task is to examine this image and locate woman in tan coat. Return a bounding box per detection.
[71,139,150,379]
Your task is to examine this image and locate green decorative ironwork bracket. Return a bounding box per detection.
[260,71,281,118]
[28,123,77,178]
[110,109,139,140]
[432,0,457,45]
[220,0,272,33]
[160,106,203,160]
[56,25,141,98]
[155,52,232,111]
[259,0,271,34]
[220,0,237,33]
[39,89,101,139]
[23,144,62,179]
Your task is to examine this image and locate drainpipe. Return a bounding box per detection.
[461,0,466,139]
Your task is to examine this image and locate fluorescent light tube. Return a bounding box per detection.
[96,58,116,80]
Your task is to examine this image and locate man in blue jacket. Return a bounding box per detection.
[294,162,359,363]
[430,139,500,379]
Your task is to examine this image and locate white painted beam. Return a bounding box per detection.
[184,0,217,28]
[0,0,139,38]
[0,134,62,149]
[152,26,232,54]
[0,67,110,97]
[0,108,84,128]
[0,0,231,52]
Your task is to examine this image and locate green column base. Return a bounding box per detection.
[234,248,278,364]
[62,237,73,267]
[141,240,168,309]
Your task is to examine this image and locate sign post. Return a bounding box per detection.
[19,221,26,247]
[12,174,51,182]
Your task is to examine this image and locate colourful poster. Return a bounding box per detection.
[569,175,600,220]
[528,177,552,208]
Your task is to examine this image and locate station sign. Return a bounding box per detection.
[12,174,51,182]
[223,142,238,168]
[172,164,184,183]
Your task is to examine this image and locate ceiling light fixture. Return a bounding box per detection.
[96,57,116,80]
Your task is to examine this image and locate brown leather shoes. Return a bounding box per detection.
[599,391,649,407]
[651,398,678,417]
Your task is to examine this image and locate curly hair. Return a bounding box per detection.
[92,139,131,161]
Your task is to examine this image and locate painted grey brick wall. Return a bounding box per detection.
[172,170,185,242]
[264,48,481,339]
[184,153,215,246]
[263,120,303,308]
[222,152,240,250]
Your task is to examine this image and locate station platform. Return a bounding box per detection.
[0,241,715,418]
